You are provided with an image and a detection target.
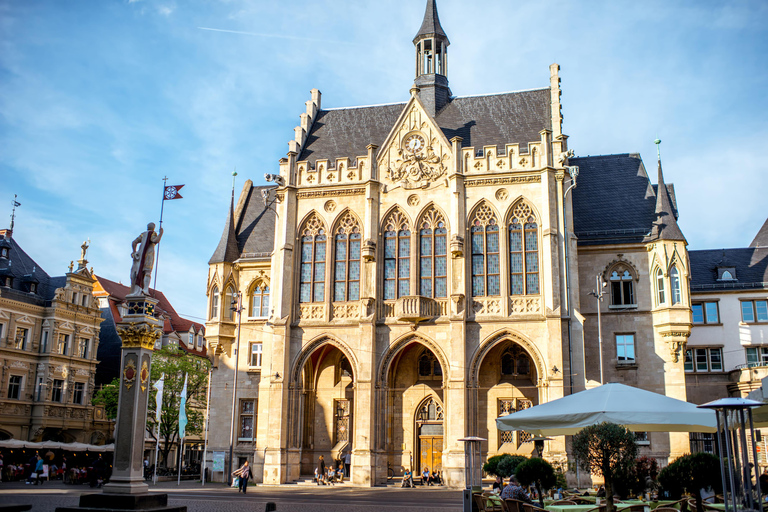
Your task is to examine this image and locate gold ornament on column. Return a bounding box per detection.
[123,359,137,390]
[117,322,161,350]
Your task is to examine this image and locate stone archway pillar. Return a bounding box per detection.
[443,378,468,488]
[351,379,376,486]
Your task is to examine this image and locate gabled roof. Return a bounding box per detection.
[209,184,277,263]
[0,230,54,303]
[414,0,449,44]
[297,88,552,165]
[751,218,768,248]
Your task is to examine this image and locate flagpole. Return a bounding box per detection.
[201,366,212,486]
[153,423,160,485]
[152,373,164,485]
[177,437,183,486]
[152,176,168,294]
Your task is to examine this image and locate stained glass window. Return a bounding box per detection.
[509,202,539,295]
[383,210,411,300]
[419,209,447,298]
[299,214,327,303]
[470,204,499,297]
[333,214,361,302]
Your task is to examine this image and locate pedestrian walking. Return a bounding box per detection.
[343,451,351,478]
[234,460,252,494]
[317,455,326,485]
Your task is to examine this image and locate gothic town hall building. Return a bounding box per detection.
[204,0,693,487]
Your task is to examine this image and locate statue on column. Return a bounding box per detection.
[130,223,163,296]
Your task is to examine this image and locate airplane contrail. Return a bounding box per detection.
[197,27,353,45]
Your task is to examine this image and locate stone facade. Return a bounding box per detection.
[0,230,112,444]
[203,0,694,487]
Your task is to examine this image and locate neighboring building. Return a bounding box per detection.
[0,228,111,444]
[204,0,693,487]
[686,219,768,454]
[91,275,208,465]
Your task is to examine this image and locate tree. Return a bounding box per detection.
[516,458,557,508]
[572,422,638,512]
[483,454,529,479]
[92,377,120,419]
[146,345,211,467]
[658,453,721,512]
[614,456,659,499]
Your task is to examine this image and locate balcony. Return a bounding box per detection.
[395,296,444,323]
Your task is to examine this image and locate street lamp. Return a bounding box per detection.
[226,291,244,485]
[588,275,607,384]
[459,437,486,512]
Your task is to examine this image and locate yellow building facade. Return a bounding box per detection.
[204,0,693,487]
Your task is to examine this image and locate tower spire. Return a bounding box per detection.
[652,139,686,242]
[413,0,451,116]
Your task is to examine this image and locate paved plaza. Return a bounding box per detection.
[0,480,463,512]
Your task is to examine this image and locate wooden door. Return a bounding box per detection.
[418,435,443,472]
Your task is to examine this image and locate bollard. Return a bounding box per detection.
[265,503,277,512]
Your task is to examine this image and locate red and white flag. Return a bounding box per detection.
[163,184,184,200]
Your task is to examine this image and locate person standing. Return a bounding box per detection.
[27,455,44,485]
[318,455,326,486]
[343,451,351,478]
[236,460,252,494]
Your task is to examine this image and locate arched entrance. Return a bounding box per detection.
[474,338,539,458]
[379,338,447,477]
[415,395,444,475]
[292,342,355,477]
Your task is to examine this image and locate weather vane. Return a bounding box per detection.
[10,194,20,230]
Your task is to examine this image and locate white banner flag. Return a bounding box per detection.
[153,373,164,423]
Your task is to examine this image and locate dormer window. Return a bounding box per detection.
[717,267,737,281]
[0,247,8,258]
[29,283,37,294]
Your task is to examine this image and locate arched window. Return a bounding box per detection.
[299,214,327,303]
[609,268,635,307]
[250,283,270,318]
[509,202,539,295]
[416,396,444,422]
[419,207,447,298]
[670,265,682,305]
[210,286,219,320]
[383,210,410,300]
[500,345,532,377]
[333,212,361,302]
[418,351,443,379]
[224,286,235,320]
[655,268,666,306]
[470,204,500,297]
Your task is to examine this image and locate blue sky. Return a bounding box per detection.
[1,0,766,320]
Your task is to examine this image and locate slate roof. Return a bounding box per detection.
[210,185,277,263]
[414,0,449,43]
[650,159,686,242]
[0,230,55,304]
[689,248,768,291]
[751,218,768,248]
[297,88,552,165]
[570,153,684,246]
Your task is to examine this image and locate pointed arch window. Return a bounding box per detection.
[471,204,500,297]
[500,345,532,377]
[670,265,682,305]
[383,210,410,300]
[419,207,447,298]
[509,202,539,295]
[224,286,235,320]
[210,286,219,320]
[333,212,361,302]
[609,268,636,307]
[418,351,443,379]
[655,268,666,306]
[299,214,327,303]
[250,283,270,318]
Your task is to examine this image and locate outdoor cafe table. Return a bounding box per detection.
[547,504,648,512]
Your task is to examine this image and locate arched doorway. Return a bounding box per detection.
[380,339,446,477]
[294,343,355,476]
[475,339,539,458]
[415,395,444,475]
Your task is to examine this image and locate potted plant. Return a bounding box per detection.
[516,457,557,508]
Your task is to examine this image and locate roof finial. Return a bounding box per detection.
[231,168,238,201]
[655,138,661,161]
[9,194,20,232]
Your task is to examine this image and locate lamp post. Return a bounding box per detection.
[458,437,486,512]
[226,291,244,485]
[588,275,607,384]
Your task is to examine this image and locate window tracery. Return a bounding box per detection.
[299,213,327,303]
[383,209,411,300]
[500,345,532,377]
[471,204,500,297]
[508,201,539,295]
[417,351,443,379]
[416,396,444,422]
[609,267,636,307]
[419,206,447,298]
[333,212,361,302]
[250,282,270,317]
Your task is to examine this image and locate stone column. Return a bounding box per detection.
[58,294,184,512]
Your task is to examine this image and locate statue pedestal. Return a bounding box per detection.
[57,294,185,512]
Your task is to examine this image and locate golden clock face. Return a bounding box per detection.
[404,134,425,153]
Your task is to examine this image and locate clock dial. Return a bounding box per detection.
[404,134,425,153]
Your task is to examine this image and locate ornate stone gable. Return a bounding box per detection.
[377,93,452,191]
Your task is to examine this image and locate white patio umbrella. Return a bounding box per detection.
[496,382,717,435]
